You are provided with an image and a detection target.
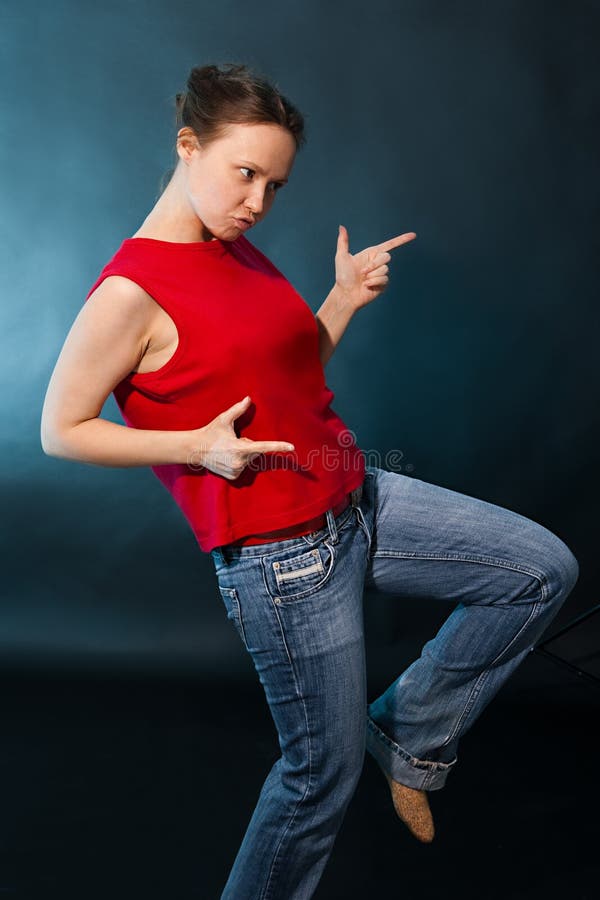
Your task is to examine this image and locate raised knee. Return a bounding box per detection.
[537,527,579,601]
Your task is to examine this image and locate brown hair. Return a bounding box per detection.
[157,62,306,195]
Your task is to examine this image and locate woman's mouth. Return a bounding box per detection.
[234,218,253,231]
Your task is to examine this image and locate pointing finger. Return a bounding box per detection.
[376,232,417,254]
[248,440,295,454]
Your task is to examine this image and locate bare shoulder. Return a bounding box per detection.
[84,274,180,376]
[85,274,164,334]
[87,274,155,310]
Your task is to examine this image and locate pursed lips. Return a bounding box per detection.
[234,216,255,229]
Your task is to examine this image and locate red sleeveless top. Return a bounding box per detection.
[84,234,366,552]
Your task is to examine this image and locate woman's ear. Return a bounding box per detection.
[176,128,200,165]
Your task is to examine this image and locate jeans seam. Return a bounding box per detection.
[232,591,249,650]
[262,604,313,900]
[371,550,549,590]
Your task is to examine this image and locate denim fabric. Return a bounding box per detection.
[210,465,579,899]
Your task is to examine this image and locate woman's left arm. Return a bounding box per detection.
[315,224,416,368]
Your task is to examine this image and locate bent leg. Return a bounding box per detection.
[357,467,579,791]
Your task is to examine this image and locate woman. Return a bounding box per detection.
[41,62,579,899]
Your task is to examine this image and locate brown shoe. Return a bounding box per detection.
[379,764,435,843]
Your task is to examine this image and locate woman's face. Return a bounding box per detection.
[176,122,297,241]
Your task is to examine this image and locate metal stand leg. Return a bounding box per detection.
[531,603,600,687]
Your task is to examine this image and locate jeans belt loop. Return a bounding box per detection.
[350,484,363,508]
[325,507,339,544]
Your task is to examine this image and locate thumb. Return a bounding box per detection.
[336,223,349,256]
[223,394,252,422]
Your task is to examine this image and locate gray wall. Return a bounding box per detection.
[2,0,598,677]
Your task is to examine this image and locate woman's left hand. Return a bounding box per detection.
[334,224,416,311]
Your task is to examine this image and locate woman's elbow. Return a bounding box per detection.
[40,427,60,457]
[40,419,69,458]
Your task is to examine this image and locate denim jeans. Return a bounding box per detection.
[210,465,579,899]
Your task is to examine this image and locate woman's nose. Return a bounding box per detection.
[246,188,266,216]
[245,200,262,216]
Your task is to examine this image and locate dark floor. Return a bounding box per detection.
[1,649,598,900]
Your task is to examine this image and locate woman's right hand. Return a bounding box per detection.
[188,395,295,480]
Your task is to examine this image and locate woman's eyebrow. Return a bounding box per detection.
[239,160,289,183]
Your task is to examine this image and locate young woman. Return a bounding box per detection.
[41,62,579,899]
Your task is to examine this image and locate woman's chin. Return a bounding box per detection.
[208,223,236,242]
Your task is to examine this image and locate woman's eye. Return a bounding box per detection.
[240,167,283,192]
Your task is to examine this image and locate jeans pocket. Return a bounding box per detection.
[218,586,249,649]
[262,540,337,604]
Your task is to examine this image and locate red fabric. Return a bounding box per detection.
[84,234,366,552]
[228,491,353,547]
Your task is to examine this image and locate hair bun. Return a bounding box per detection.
[189,64,221,87]
[167,61,305,181]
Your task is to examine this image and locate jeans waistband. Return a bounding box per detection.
[213,481,364,564]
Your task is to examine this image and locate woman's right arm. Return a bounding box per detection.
[41,276,295,474]
[40,276,197,467]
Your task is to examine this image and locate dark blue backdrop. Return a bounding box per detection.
[2,0,598,679]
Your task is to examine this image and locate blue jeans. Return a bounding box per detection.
[210,465,579,899]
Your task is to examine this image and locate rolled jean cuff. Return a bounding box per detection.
[365,716,458,791]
